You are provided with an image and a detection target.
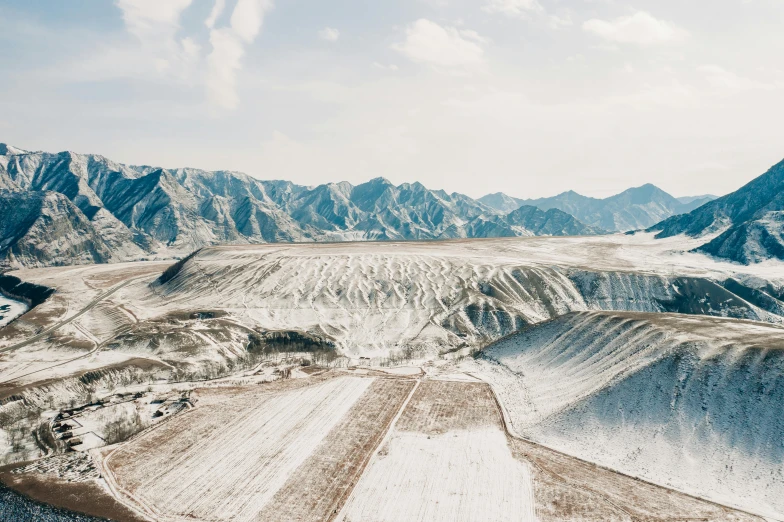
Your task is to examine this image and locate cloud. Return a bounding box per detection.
[392,19,485,69]
[697,65,774,92]
[206,29,245,109]
[116,0,193,43]
[116,0,196,71]
[318,27,340,42]
[583,11,688,46]
[547,13,573,29]
[230,0,272,42]
[207,0,274,109]
[373,62,399,71]
[482,0,542,18]
[204,0,226,28]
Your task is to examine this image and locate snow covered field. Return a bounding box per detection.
[342,428,536,522]
[102,375,413,522]
[339,380,538,522]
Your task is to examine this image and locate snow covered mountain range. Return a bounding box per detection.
[480,185,716,232]
[648,158,784,264]
[1,143,782,267]
[0,144,603,267]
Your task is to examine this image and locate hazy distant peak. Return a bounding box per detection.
[676,194,718,204]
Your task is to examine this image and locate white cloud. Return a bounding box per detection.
[583,11,688,46]
[392,19,485,69]
[230,0,272,43]
[204,0,226,29]
[116,0,193,43]
[482,0,542,18]
[318,27,340,42]
[206,29,244,109]
[373,62,399,71]
[116,0,196,72]
[697,65,774,92]
[207,0,274,109]
[548,13,573,29]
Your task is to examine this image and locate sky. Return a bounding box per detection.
[1,0,783,199]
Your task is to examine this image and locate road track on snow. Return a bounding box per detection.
[0,277,140,354]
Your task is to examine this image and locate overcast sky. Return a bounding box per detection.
[1,0,782,199]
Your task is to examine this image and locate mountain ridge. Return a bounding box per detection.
[0,144,602,267]
[480,184,717,232]
[648,158,784,264]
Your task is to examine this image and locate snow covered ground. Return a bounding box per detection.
[341,428,537,522]
[1,235,782,520]
[0,295,27,328]
[469,311,784,520]
[103,376,379,521]
[105,235,784,358]
[339,380,537,522]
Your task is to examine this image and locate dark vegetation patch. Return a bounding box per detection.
[247,330,336,354]
[154,248,201,286]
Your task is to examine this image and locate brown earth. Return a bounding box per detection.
[0,469,147,522]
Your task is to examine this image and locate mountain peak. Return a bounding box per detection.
[367,176,393,186]
[0,143,28,156]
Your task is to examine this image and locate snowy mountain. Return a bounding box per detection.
[676,194,717,205]
[460,205,605,238]
[0,144,603,267]
[649,159,784,264]
[481,185,716,232]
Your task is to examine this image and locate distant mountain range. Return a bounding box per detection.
[480,185,717,232]
[0,144,601,267]
[648,158,784,264]
[3,143,779,267]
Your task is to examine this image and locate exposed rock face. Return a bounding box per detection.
[649,159,784,263]
[0,190,134,266]
[0,144,603,267]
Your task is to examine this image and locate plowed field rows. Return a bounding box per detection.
[257,378,415,521]
[106,375,375,521]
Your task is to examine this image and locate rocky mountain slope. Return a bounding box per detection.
[649,159,784,263]
[0,144,602,267]
[481,185,715,232]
